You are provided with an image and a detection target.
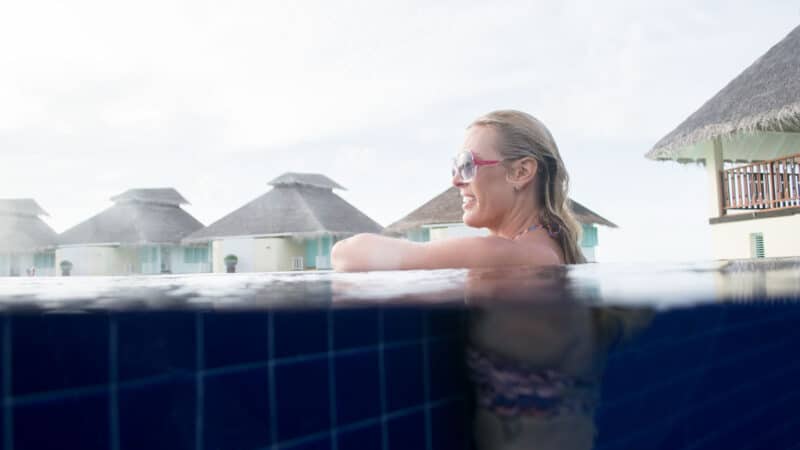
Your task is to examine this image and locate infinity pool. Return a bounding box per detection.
[1,258,798,450]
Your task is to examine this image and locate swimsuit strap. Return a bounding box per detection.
[513,224,543,240]
[515,223,560,240]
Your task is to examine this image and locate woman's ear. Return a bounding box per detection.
[507,157,538,187]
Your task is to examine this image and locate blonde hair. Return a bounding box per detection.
[470,110,586,264]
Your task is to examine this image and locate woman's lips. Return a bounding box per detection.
[462,195,476,210]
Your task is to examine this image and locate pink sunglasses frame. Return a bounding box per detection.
[452,150,504,182]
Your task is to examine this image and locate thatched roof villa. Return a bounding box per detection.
[384,186,617,262]
[184,172,382,272]
[0,199,58,276]
[646,24,800,259]
[57,188,206,275]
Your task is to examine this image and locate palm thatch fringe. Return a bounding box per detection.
[648,102,800,161]
[646,25,800,162]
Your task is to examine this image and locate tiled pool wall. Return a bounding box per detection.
[597,300,800,450]
[0,307,471,450]
[2,300,800,450]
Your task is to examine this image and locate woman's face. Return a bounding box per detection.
[454,126,514,228]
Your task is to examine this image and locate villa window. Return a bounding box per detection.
[139,247,158,263]
[33,252,55,269]
[750,233,765,258]
[183,246,209,264]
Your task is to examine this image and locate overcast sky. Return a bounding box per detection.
[2,1,798,262]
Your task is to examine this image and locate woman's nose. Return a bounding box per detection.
[452,170,467,187]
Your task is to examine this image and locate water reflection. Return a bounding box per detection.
[464,268,653,450]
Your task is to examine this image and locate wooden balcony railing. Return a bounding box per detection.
[721,153,800,212]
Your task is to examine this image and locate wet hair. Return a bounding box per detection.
[470,110,586,264]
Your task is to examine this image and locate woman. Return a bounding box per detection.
[331,109,585,272]
[464,267,653,450]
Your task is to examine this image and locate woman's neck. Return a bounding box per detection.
[489,201,542,240]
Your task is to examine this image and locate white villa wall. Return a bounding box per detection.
[212,238,257,273]
[210,237,319,273]
[428,224,488,241]
[53,245,209,276]
[702,135,800,260]
[255,237,304,272]
[711,214,800,260]
[56,246,123,276]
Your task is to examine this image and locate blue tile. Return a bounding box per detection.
[334,308,378,350]
[203,312,270,369]
[118,378,195,450]
[431,400,469,450]
[12,314,109,395]
[116,312,196,381]
[335,350,381,425]
[204,368,271,450]
[757,416,800,450]
[426,308,464,339]
[283,435,332,450]
[274,358,330,441]
[273,310,328,359]
[14,391,109,450]
[1,316,5,449]
[382,308,424,342]
[387,412,425,450]
[697,392,797,450]
[384,343,424,412]
[429,340,467,401]
[338,424,381,450]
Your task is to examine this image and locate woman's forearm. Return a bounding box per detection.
[331,233,418,272]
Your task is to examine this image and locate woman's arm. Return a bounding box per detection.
[331,233,560,272]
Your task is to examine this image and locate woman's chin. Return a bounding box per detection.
[462,210,481,228]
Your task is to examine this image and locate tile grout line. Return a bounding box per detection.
[327,310,338,450]
[601,356,800,449]
[422,315,432,450]
[682,386,800,450]
[3,317,13,450]
[268,397,461,450]
[268,312,278,450]
[738,405,800,450]
[109,316,120,450]
[195,313,205,450]
[378,310,389,450]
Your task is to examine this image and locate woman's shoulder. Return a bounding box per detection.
[446,234,562,267]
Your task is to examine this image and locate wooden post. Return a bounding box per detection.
[707,138,726,217]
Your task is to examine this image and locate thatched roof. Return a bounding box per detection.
[110,188,190,206]
[0,198,49,217]
[647,25,800,161]
[184,174,381,242]
[383,186,617,234]
[569,200,618,228]
[269,172,346,190]
[0,199,58,252]
[59,189,203,246]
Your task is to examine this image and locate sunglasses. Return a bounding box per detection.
[451,150,504,183]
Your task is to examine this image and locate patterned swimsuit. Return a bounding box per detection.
[467,347,598,418]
